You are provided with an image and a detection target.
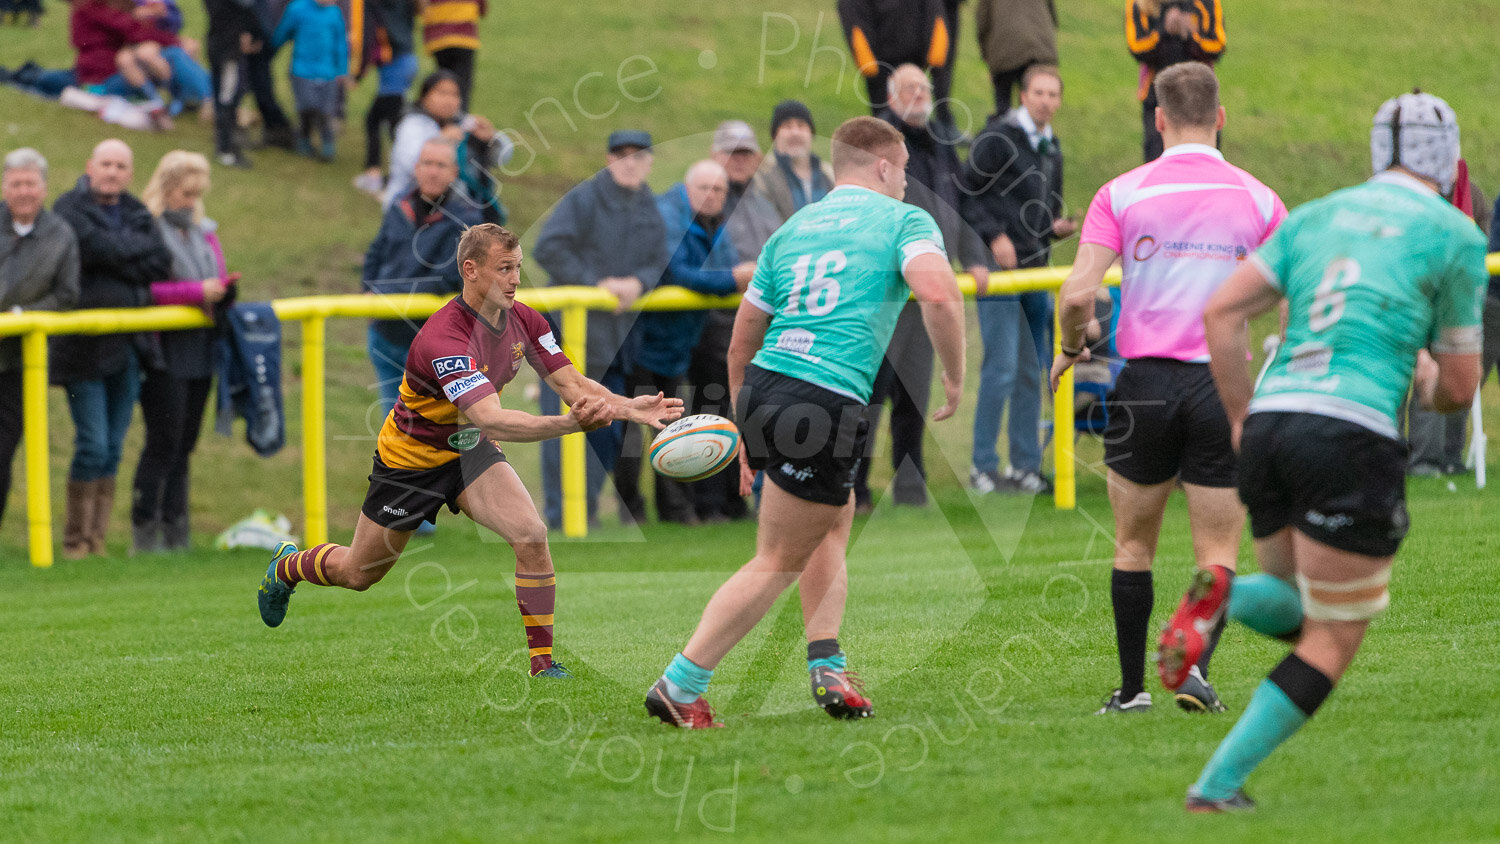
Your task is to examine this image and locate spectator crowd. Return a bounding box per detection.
[0,0,1494,555]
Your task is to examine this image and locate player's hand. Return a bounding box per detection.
[967,265,990,296]
[1049,348,1089,392]
[990,234,1017,270]
[932,369,962,421]
[1230,419,1243,454]
[623,391,684,429]
[440,123,465,142]
[737,443,755,497]
[568,396,611,431]
[1052,217,1078,238]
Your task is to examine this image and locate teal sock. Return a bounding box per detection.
[662,652,713,704]
[808,652,847,672]
[1229,573,1303,638]
[1193,679,1309,799]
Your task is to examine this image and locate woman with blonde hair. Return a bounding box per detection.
[133,150,236,553]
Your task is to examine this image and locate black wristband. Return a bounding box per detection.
[1060,343,1085,358]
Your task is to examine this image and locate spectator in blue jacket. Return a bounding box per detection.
[533,130,669,528]
[272,0,350,161]
[362,138,484,418]
[615,160,756,525]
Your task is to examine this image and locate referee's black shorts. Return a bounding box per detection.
[1238,411,1410,558]
[735,364,869,507]
[361,440,508,531]
[1102,357,1236,488]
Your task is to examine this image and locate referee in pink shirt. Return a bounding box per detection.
[1050,63,1286,715]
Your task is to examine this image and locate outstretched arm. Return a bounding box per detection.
[543,364,684,429]
[461,390,610,443]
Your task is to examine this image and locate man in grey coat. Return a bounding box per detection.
[533,130,669,527]
[0,148,80,527]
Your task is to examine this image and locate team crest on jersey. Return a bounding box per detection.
[447,428,483,451]
[511,342,525,373]
[432,355,477,377]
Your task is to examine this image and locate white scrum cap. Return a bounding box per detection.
[1371,89,1460,194]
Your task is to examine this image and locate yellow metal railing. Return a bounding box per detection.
[7,253,1493,567]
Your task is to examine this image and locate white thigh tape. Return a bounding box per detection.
[1297,566,1393,622]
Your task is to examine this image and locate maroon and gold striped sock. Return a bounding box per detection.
[515,573,556,674]
[276,543,338,587]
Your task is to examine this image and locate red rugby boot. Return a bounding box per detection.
[811,665,873,720]
[1157,565,1232,690]
[645,679,723,729]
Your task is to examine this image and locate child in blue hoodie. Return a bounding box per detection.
[273,0,349,160]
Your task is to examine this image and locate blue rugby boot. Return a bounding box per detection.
[258,541,298,628]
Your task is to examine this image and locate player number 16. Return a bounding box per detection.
[785,250,847,317]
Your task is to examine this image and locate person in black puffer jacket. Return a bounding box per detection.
[51,139,172,559]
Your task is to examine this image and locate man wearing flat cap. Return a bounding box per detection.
[534,129,669,527]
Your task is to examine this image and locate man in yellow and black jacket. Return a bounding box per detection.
[1126,0,1225,161]
[838,0,960,137]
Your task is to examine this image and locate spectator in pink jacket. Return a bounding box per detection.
[133,150,236,553]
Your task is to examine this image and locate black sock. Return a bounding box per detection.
[1195,608,1229,680]
[1267,652,1334,717]
[1111,568,1154,699]
[807,638,840,662]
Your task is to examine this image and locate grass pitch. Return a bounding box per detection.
[2,475,1497,840]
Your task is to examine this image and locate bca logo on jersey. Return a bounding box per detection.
[432,356,477,378]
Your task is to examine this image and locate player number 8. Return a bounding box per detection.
[786,250,847,317]
[1309,257,1360,332]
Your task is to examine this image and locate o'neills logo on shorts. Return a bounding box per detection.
[448,428,483,451]
[432,355,477,377]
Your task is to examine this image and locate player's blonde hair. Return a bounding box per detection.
[457,223,520,271]
[142,150,210,223]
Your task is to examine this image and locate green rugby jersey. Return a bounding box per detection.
[744,185,946,401]
[1249,171,1487,438]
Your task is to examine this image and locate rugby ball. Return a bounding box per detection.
[649,414,740,482]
